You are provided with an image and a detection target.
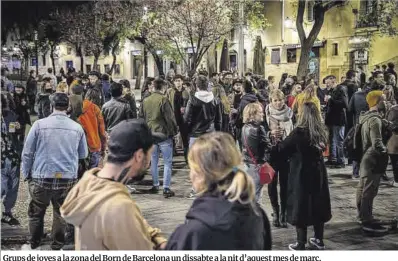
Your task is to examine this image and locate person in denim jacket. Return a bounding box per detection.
[21,92,88,250]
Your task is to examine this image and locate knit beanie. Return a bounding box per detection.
[366,90,384,108]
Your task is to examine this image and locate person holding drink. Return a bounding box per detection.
[265,89,294,228]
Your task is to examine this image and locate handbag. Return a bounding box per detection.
[243,126,275,185]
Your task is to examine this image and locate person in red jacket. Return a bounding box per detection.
[78,89,107,169]
[287,84,302,108]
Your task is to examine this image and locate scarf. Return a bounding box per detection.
[267,104,292,122]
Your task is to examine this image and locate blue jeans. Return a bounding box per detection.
[151,138,173,188]
[353,161,360,177]
[189,137,197,149]
[328,125,345,164]
[89,151,101,169]
[246,164,263,202]
[1,158,20,213]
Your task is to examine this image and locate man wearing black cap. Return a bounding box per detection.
[88,71,105,107]
[61,119,167,250]
[21,92,88,250]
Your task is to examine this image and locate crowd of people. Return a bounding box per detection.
[0,61,397,251]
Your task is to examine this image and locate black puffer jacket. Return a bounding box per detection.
[184,91,222,137]
[241,122,271,164]
[325,85,348,126]
[101,97,134,132]
[166,192,272,250]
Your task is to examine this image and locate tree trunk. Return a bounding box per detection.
[297,43,311,79]
[80,55,84,72]
[207,46,216,76]
[50,45,56,74]
[135,56,144,90]
[93,55,99,72]
[296,1,343,79]
[109,41,119,75]
[153,54,164,77]
[109,53,117,75]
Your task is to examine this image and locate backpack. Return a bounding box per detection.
[343,123,363,162]
[344,114,379,161]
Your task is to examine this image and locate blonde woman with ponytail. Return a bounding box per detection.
[166,132,272,250]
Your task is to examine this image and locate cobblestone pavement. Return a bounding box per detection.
[2,155,397,250]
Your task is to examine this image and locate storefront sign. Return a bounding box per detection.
[353,49,368,65]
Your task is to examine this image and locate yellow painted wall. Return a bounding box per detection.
[243,0,398,82]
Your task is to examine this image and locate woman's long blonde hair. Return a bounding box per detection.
[302,83,316,101]
[297,102,328,146]
[188,132,256,206]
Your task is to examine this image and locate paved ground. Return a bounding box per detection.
[2,155,398,250]
[1,93,398,250]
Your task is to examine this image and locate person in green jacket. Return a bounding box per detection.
[356,90,389,233]
[140,78,178,198]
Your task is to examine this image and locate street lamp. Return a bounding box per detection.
[284,17,294,30]
[34,30,39,75]
[142,6,149,78]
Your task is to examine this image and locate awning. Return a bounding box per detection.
[285,41,326,49]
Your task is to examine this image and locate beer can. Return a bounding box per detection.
[9,122,16,133]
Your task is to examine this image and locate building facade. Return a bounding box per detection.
[214,0,398,83]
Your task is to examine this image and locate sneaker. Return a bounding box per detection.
[163,188,175,198]
[126,185,138,194]
[362,223,389,233]
[352,175,360,180]
[288,242,306,250]
[391,181,398,187]
[148,186,159,194]
[1,212,20,226]
[187,189,196,199]
[308,238,325,250]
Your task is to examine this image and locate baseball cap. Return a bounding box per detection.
[51,92,69,107]
[107,119,166,163]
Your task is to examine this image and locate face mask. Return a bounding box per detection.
[45,89,52,93]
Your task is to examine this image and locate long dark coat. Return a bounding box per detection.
[272,127,332,227]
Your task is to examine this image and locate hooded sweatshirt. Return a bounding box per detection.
[183,90,222,137]
[358,111,388,177]
[165,192,271,250]
[61,168,167,250]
